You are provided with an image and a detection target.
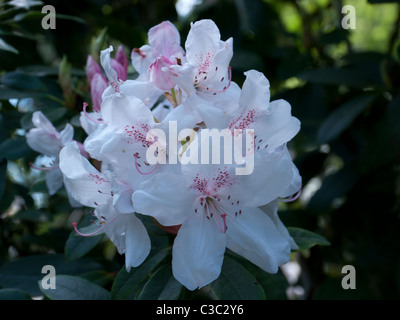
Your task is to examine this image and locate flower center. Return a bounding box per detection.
[191,168,238,233]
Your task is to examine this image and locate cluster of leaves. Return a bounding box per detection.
[0,0,399,300]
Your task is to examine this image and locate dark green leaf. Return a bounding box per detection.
[0,288,31,300]
[208,256,266,300]
[0,85,45,99]
[299,68,374,87]
[80,270,113,288]
[39,275,110,300]
[0,254,103,296]
[0,136,35,161]
[287,227,330,251]
[0,159,7,201]
[111,248,170,300]
[13,209,50,222]
[1,72,47,92]
[13,11,86,24]
[308,166,358,211]
[138,265,182,300]
[317,94,376,144]
[0,37,18,54]
[18,65,85,77]
[65,230,103,261]
[228,253,289,300]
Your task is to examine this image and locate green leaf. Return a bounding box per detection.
[13,209,50,222]
[79,270,113,288]
[228,252,289,300]
[111,248,170,300]
[0,159,7,201]
[308,166,358,211]
[317,94,376,144]
[0,254,103,296]
[39,275,110,300]
[0,37,18,54]
[0,288,31,300]
[1,71,47,92]
[0,136,35,161]
[287,227,330,251]
[12,11,86,24]
[18,65,85,77]
[208,256,266,300]
[0,85,45,99]
[65,230,103,261]
[299,68,374,88]
[138,265,182,300]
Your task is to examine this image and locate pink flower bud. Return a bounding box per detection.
[86,55,106,83]
[114,45,129,81]
[90,73,107,112]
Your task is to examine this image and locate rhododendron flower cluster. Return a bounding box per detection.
[27,19,302,290]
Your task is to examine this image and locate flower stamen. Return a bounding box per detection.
[279,187,302,203]
[134,153,159,175]
[83,102,106,124]
[29,162,58,171]
[72,214,121,237]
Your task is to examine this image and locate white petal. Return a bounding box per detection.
[131,45,154,75]
[59,142,112,207]
[185,19,221,68]
[168,63,196,95]
[278,145,302,198]
[104,212,151,270]
[59,123,74,146]
[101,93,155,133]
[172,213,226,290]
[100,45,118,83]
[132,172,193,226]
[192,97,230,129]
[239,70,270,110]
[31,111,58,136]
[118,79,163,108]
[26,111,61,155]
[26,128,61,156]
[255,99,301,150]
[260,200,298,250]
[79,111,102,135]
[226,207,291,273]
[45,168,64,195]
[231,151,294,207]
[148,20,184,59]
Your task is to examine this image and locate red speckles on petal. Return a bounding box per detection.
[228,108,256,131]
[196,50,215,74]
[88,173,108,185]
[124,122,151,146]
[193,174,209,195]
[192,167,236,196]
[133,48,146,58]
[212,167,235,190]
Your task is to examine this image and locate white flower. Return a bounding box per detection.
[132,149,296,290]
[59,142,151,270]
[26,111,73,195]
[36,19,303,291]
[168,19,234,96]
